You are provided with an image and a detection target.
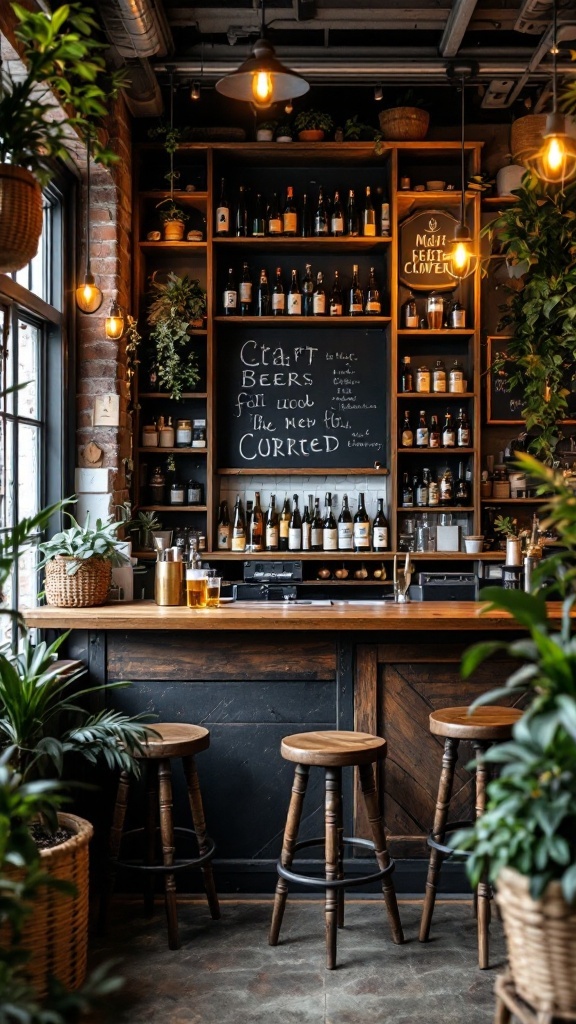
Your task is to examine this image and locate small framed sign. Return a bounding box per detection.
[399,208,459,292]
[486,336,576,424]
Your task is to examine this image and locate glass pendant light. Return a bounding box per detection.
[215,0,309,108]
[446,71,478,281]
[525,0,576,185]
[76,137,103,313]
[105,299,125,340]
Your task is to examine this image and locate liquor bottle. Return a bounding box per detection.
[223,267,237,315]
[272,267,285,316]
[401,472,414,508]
[416,364,431,393]
[240,262,252,315]
[301,193,311,237]
[457,407,471,447]
[416,410,429,448]
[330,272,343,317]
[311,497,323,551]
[313,271,326,315]
[265,494,279,551]
[348,264,363,316]
[380,196,390,236]
[442,411,456,447]
[252,193,266,237]
[364,267,381,315]
[337,493,353,551]
[372,499,389,551]
[432,359,447,393]
[287,269,302,316]
[362,185,376,236]
[416,473,429,508]
[267,192,282,236]
[231,494,246,551]
[283,185,298,235]
[302,263,314,317]
[314,186,328,236]
[439,469,454,506]
[245,500,253,548]
[279,493,291,551]
[401,410,413,448]
[248,491,263,552]
[331,190,344,236]
[429,414,440,448]
[401,291,419,328]
[450,300,466,328]
[217,500,231,550]
[301,501,311,551]
[455,461,471,507]
[256,268,270,316]
[234,185,249,237]
[347,189,359,236]
[426,468,439,507]
[288,494,302,551]
[400,356,414,392]
[215,177,230,236]
[353,492,371,551]
[322,492,338,551]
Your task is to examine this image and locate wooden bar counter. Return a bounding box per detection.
[25,600,532,894]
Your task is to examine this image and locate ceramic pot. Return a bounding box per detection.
[163,220,185,241]
[256,129,274,141]
[298,130,325,141]
[496,164,525,196]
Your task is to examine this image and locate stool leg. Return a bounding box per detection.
[144,761,158,917]
[336,792,345,930]
[182,755,220,921]
[99,769,130,931]
[158,757,179,950]
[494,994,511,1024]
[419,737,459,943]
[269,763,310,947]
[474,741,490,969]
[325,767,341,969]
[359,762,404,945]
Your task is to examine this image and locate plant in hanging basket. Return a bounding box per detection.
[38,511,130,607]
[0,4,124,274]
[147,272,206,399]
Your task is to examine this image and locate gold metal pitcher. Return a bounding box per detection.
[154,561,183,606]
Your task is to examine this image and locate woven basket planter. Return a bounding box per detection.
[0,164,44,275]
[163,219,185,241]
[496,867,576,1017]
[378,106,429,141]
[510,115,546,166]
[1,813,93,998]
[44,555,112,607]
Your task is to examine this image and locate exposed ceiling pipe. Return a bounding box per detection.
[439,0,479,58]
[99,0,173,59]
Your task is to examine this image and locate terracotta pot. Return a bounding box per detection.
[298,129,325,142]
[0,164,44,274]
[163,219,185,241]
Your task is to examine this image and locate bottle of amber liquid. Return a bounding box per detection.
[248,491,263,552]
[265,495,279,551]
[217,501,231,550]
[231,494,246,551]
[353,492,371,552]
[279,494,291,551]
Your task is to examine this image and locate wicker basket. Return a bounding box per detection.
[378,106,429,141]
[0,813,93,998]
[510,115,546,166]
[0,164,44,275]
[163,219,185,241]
[496,867,576,1017]
[44,555,112,607]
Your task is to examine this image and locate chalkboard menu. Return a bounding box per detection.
[487,336,576,423]
[399,208,459,292]
[217,328,387,470]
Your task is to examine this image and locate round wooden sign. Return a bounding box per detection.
[399,208,459,292]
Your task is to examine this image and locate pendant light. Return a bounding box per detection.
[525,0,576,185]
[215,0,309,108]
[76,136,103,314]
[105,299,125,340]
[446,68,478,282]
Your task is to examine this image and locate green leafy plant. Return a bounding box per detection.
[343,116,378,141]
[256,120,277,133]
[156,201,188,224]
[482,173,576,462]
[0,4,124,184]
[294,110,334,134]
[275,122,293,139]
[38,512,129,577]
[494,514,518,538]
[147,272,205,400]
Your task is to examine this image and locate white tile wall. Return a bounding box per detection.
[220,475,388,519]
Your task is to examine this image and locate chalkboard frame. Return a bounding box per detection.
[486,335,576,425]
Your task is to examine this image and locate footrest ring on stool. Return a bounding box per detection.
[427,819,473,859]
[113,826,216,873]
[277,836,396,890]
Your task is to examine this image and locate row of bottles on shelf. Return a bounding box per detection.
[400,408,471,448]
[217,491,390,553]
[216,180,390,238]
[142,416,207,449]
[400,357,468,394]
[223,263,382,317]
[400,291,467,330]
[401,464,472,508]
[148,466,204,506]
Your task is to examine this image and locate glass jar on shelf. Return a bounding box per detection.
[175,418,192,447]
[186,479,203,505]
[192,418,207,448]
[149,466,166,504]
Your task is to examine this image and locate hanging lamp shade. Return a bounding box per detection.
[524,110,576,185]
[215,38,309,108]
[76,272,103,314]
[445,66,477,281]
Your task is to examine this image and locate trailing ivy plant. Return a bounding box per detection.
[482,172,576,463]
[147,272,206,400]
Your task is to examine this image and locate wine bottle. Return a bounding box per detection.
[457,407,471,447]
[347,189,359,236]
[283,185,298,236]
[311,497,323,551]
[330,271,343,317]
[216,177,230,236]
[288,494,302,551]
[353,492,370,551]
[427,469,439,507]
[287,269,302,316]
[301,193,311,237]
[268,192,282,236]
[313,271,326,316]
[231,494,246,551]
[301,501,311,551]
[234,185,249,237]
[401,472,414,508]
[455,461,471,506]
[223,267,237,316]
[217,500,231,549]
[442,411,456,447]
[272,266,285,316]
[362,185,376,237]
[416,474,428,508]
[240,261,252,316]
[429,414,440,448]
[322,492,338,551]
[349,263,363,316]
[257,268,270,316]
[302,263,314,317]
[249,491,263,552]
[265,494,279,551]
[314,185,328,236]
[331,190,344,236]
[252,193,266,237]
[279,493,291,551]
[401,291,418,328]
[364,266,381,315]
[400,356,413,392]
[439,469,454,506]
[401,410,413,448]
[337,493,353,551]
[416,409,429,448]
[372,499,389,551]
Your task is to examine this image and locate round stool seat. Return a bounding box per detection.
[281,730,386,767]
[429,705,522,742]
[140,722,210,759]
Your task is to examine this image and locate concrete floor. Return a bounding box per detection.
[91,897,505,1023]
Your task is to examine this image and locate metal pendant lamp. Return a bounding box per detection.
[446,68,478,281]
[215,0,309,108]
[76,136,103,314]
[525,0,576,186]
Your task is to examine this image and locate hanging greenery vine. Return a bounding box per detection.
[146,273,206,400]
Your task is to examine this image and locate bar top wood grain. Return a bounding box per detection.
[22,599,549,632]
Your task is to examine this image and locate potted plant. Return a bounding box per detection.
[147,272,205,400]
[38,511,130,608]
[293,110,334,142]
[136,510,162,551]
[157,200,188,241]
[455,452,576,1019]
[275,122,294,143]
[343,116,379,142]
[256,121,277,142]
[0,4,123,274]
[378,90,429,141]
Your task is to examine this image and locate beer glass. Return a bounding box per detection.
[186,568,208,609]
[206,570,221,608]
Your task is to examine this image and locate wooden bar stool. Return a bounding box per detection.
[102,723,220,950]
[419,705,523,969]
[269,730,405,969]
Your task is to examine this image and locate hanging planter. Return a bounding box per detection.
[0,165,44,274]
